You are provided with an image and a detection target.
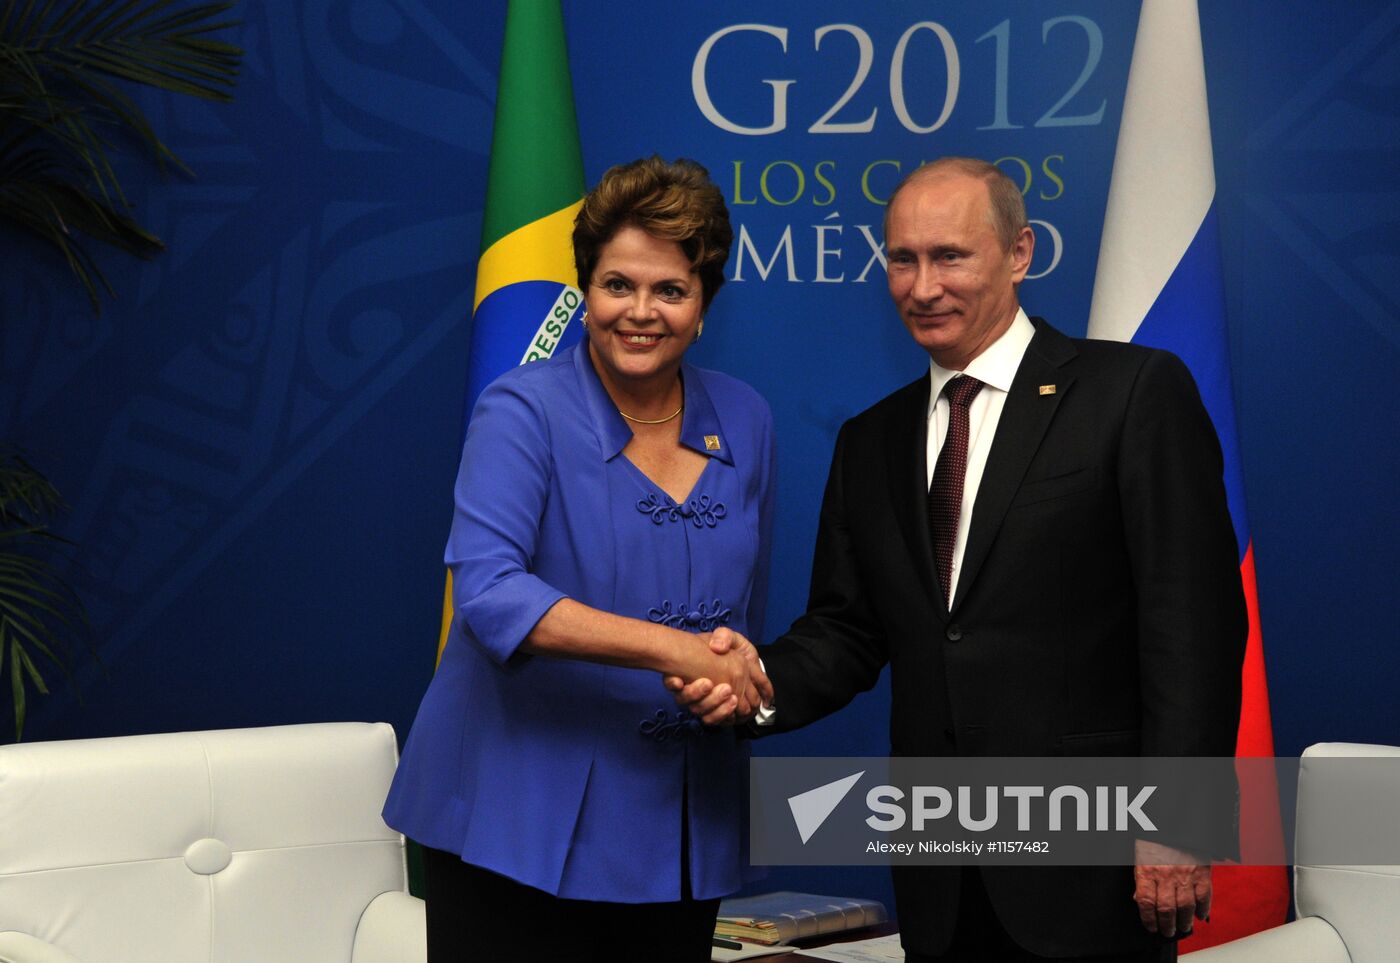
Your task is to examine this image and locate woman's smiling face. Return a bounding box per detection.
[585,223,703,393]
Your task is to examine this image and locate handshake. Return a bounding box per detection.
[663,628,772,726]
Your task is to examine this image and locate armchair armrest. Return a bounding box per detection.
[351,890,427,963]
[0,933,85,963]
[1182,917,1349,963]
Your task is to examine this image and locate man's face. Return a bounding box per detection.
[885,173,1034,371]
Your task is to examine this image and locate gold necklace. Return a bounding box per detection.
[617,403,683,425]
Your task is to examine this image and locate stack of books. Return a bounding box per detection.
[714,891,888,946]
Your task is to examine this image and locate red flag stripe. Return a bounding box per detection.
[1180,543,1290,951]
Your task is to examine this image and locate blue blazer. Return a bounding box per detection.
[384,341,774,902]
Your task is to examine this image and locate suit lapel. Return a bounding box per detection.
[951,321,1077,613]
[886,373,946,620]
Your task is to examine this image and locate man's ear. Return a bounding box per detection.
[1009,225,1036,283]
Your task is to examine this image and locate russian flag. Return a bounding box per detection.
[1087,0,1288,948]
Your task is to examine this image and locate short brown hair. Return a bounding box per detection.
[885,157,1028,251]
[573,156,732,312]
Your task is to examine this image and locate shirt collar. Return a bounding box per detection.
[572,337,734,465]
[927,307,1035,416]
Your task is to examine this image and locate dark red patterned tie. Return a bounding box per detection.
[927,375,984,609]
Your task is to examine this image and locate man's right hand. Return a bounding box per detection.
[665,628,771,725]
[1133,840,1211,938]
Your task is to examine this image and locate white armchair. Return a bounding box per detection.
[0,722,425,963]
[1185,742,1400,963]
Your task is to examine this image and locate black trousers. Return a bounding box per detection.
[421,846,720,963]
[906,867,1178,963]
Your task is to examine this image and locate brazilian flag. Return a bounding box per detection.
[439,0,586,660]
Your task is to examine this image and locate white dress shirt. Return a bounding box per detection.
[926,308,1036,601]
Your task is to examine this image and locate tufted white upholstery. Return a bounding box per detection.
[1185,742,1400,963]
[0,722,425,963]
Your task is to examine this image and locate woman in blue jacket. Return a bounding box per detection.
[384,157,774,961]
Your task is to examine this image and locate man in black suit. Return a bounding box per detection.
[673,157,1246,961]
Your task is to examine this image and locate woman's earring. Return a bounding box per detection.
[696,319,704,342]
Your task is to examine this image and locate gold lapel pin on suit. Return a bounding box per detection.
[704,435,721,451]
[1039,384,1057,396]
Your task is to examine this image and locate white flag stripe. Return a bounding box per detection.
[1087,0,1216,344]
[517,284,583,365]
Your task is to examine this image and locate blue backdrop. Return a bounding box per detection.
[3,0,1398,908]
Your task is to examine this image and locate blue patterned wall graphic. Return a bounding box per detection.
[1,0,1397,909]
[2,1,504,738]
[1204,0,1400,761]
[1236,3,1400,353]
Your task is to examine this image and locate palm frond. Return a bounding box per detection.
[0,448,65,520]
[0,0,241,313]
[2,0,240,100]
[0,2,237,736]
[0,144,165,308]
[0,451,92,741]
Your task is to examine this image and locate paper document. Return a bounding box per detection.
[793,932,905,961]
[711,940,791,961]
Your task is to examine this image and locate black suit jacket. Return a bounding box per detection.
[762,319,1247,956]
